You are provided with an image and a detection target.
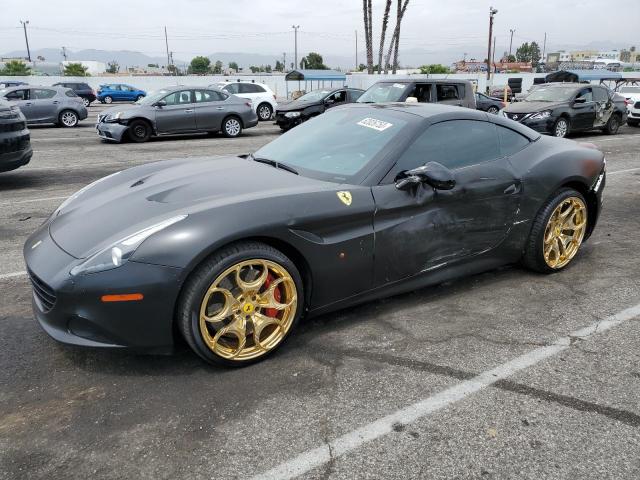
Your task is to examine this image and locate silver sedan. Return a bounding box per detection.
[0,85,88,127]
[96,86,259,143]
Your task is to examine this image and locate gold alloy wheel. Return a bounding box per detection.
[543,196,587,269]
[198,259,297,361]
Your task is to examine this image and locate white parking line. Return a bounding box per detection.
[0,271,27,280]
[0,196,68,206]
[608,167,640,175]
[250,302,640,480]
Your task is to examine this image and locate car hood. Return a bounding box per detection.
[276,99,320,112]
[504,100,567,113]
[49,156,333,259]
[101,104,149,117]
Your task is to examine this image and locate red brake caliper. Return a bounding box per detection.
[263,274,282,318]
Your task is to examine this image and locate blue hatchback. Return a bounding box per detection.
[97,84,146,104]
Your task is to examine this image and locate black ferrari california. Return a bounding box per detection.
[24,103,606,366]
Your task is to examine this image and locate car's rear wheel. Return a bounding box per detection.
[136,95,144,102]
[522,188,588,273]
[82,97,91,107]
[222,116,242,138]
[553,117,570,138]
[604,114,620,135]
[177,242,303,366]
[487,106,499,114]
[104,96,113,104]
[127,119,151,143]
[58,110,79,128]
[257,102,273,121]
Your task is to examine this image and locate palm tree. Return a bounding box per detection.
[377,0,393,74]
[384,0,410,74]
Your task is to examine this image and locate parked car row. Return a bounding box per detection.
[0,85,88,127]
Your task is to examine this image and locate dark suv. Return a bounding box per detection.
[356,79,476,109]
[502,83,626,137]
[53,82,96,107]
[0,100,32,173]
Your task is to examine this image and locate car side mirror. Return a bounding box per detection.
[573,97,586,104]
[154,100,166,107]
[324,98,335,105]
[395,162,456,191]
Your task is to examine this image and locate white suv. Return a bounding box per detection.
[214,81,277,121]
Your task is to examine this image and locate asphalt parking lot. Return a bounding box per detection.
[1,104,639,480]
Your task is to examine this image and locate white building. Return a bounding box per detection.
[61,60,106,75]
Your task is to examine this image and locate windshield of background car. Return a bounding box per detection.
[137,90,169,105]
[254,108,409,183]
[297,90,330,102]
[524,86,577,102]
[356,83,410,103]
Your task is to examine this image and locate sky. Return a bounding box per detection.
[1,0,638,62]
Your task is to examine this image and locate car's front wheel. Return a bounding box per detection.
[82,97,91,107]
[103,96,113,104]
[487,106,499,114]
[257,102,273,121]
[522,188,588,273]
[58,110,79,128]
[177,242,303,366]
[127,119,151,143]
[553,117,570,138]
[222,116,242,138]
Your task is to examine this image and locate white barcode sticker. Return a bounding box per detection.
[357,117,393,132]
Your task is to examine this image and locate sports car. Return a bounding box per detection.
[24,103,606,366]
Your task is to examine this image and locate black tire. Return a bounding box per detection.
[127,119,151,143]
[553,117,570,138]
[521,188,588,273]
[603,114,620,135]
[257,102,273,121]
[82,97,91,107]
[104,96,113,104]
[136,95,144,102]
[221,116,243,138]
[487,106,500,114]
[58,110,79,128]
[177,241,304,367]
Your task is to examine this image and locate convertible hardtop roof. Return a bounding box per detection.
[342,102,541,141]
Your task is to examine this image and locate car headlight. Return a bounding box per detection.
[52,171,121,217]
[104,112,124,123]
[530,110,551,120]
[284,111,301,118]
[70,215,187,276]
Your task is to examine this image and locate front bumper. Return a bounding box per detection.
[275,113,303,130]
[0,129,32,172]
[24,226,183,353]
[96,121,128,142]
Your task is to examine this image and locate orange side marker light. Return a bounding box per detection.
[101,293,144,302]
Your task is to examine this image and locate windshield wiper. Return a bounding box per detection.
[250,154,299,175]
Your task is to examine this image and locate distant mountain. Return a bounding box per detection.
[1,48,187,68]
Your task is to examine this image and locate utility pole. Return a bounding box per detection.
[355,30,358,71]
[61,46,67,61]
[164,26,171,74]
[291,25,300,70]
[509,29,515,57]
[20,20,31,62]
[492,36,497,71]
[282,52,286,72]
[542,32,547,62]
[486,7,498,93]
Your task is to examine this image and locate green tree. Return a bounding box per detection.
[264,65,271,73]
[228,61,239,71]
[515,42,541,68]
[419,64,450,74]
[0,60,31,76]
[106,60,119,74]
[301,52,327,69]
[189,56,211,74]
[274,60,283,72]
[529,41,541,68]
[249,65,260,73]
[212,60,223,74]
[505,54,516,62]
[147,63,159,68]
[357,63,367,72]
[64,62,89,76]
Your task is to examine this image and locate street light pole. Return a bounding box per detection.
[291,25,300,69]
[20,20,31,62]
[509,28,515,57]
[486,7,498,93]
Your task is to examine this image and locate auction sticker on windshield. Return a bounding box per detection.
[357,117,393,132]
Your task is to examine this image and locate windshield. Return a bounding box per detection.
[524,86,577,102]
[254,108,409,183]
[297,90,330,102]
[619,87,640,94]
[357,83,409,103]
[137,89,170,105]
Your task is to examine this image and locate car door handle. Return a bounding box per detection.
[184,109,194,113]
[216,107,225,110]
[53,101,59,104]
[24,102,32,106]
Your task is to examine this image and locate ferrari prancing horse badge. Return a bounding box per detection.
[336,191,352,206]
